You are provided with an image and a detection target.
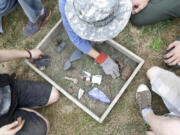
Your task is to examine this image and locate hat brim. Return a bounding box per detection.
[65,0,132,41]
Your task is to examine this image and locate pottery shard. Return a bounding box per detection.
[121,66,132,81]
[116,58,124,69]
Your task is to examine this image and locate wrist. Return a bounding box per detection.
[25,49,32,59]
[95,52,108,65]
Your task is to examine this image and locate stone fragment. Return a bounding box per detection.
[64,60,71,71]
[70,49,83,62]
[92,75,102,85]
[121,66,132,81]
[78,88,84,99]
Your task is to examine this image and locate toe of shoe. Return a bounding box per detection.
[137,84,149,92]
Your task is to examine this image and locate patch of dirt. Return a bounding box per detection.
[61,104,75,114]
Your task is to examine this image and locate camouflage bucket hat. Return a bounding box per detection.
[65,0,132,41]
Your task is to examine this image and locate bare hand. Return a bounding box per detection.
[164,41,180,66]
[30,49,44,59]
[0,117,25,135]
[132,0,149,15]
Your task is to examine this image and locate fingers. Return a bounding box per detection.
[164,50,174,59]
[111,66,120,79]
[167,41,177,50]
[4,121,18,129]
[133,5,144,14]
[164,55,177,64]
[111,72,116,79]
[169,59,180,66]
[11,120,25,133]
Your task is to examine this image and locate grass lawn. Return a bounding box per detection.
[1,1,180,135]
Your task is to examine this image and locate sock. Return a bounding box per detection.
[141,108,153,123]
[40,8,45,16]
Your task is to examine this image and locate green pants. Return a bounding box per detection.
[131,0,180,26]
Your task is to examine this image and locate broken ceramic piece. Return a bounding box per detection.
[78,88,84,99]
[121,66,132,81]
[88,88,110,103]
[64,76,78,84]
[82,71,91,78]
[56,41,66,53]
[33,55,50,69]
[86,77,91,82]
[92,75,102,85]
[63,49,82,71]
[64,60,71,71]
[70,49,83,62]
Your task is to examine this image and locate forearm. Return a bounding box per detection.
[0,50,29,63]
[88,48,100,59]
[59,0,93,54]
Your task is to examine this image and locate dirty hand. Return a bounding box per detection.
[0,117,25,135]
[95,52,120,79]
[132,0,149,15]
[30,49,44,59]
[164,41,180,66]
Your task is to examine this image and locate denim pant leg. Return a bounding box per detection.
[18,0,43,23]
[0,0,18,32]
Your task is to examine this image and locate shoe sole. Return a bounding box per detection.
[23,9,52,37]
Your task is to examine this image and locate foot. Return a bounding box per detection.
[136,84,153,122]
[164,40,180,66]
[136,84,152,111]
[23,8,51,36]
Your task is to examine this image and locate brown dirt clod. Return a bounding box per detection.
[121,66,132,81]
[116,58,124,69]
[52,37,60,46]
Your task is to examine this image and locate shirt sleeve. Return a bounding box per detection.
[58,0,92,54]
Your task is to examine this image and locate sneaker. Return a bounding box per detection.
[23,8,51,36]
[136,84,152,111]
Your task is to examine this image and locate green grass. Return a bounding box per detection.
[1,1,180,134]
[148,37,165,52]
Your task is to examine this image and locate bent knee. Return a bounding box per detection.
[147,66,161,80]
[47,87,60,105]
[17,108,49,135]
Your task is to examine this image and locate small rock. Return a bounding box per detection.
[121,66,132,81]
[85,81,92,86]
[78,88,85,99]
[80,76,86,81]
[52,37,59,46]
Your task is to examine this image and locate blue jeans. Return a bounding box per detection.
[0,0,43,32]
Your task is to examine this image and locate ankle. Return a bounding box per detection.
[141,108,154,123]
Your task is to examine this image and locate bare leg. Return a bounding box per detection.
[46,87,60,106]
[145,112,180,135]
[145,66,180,135]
